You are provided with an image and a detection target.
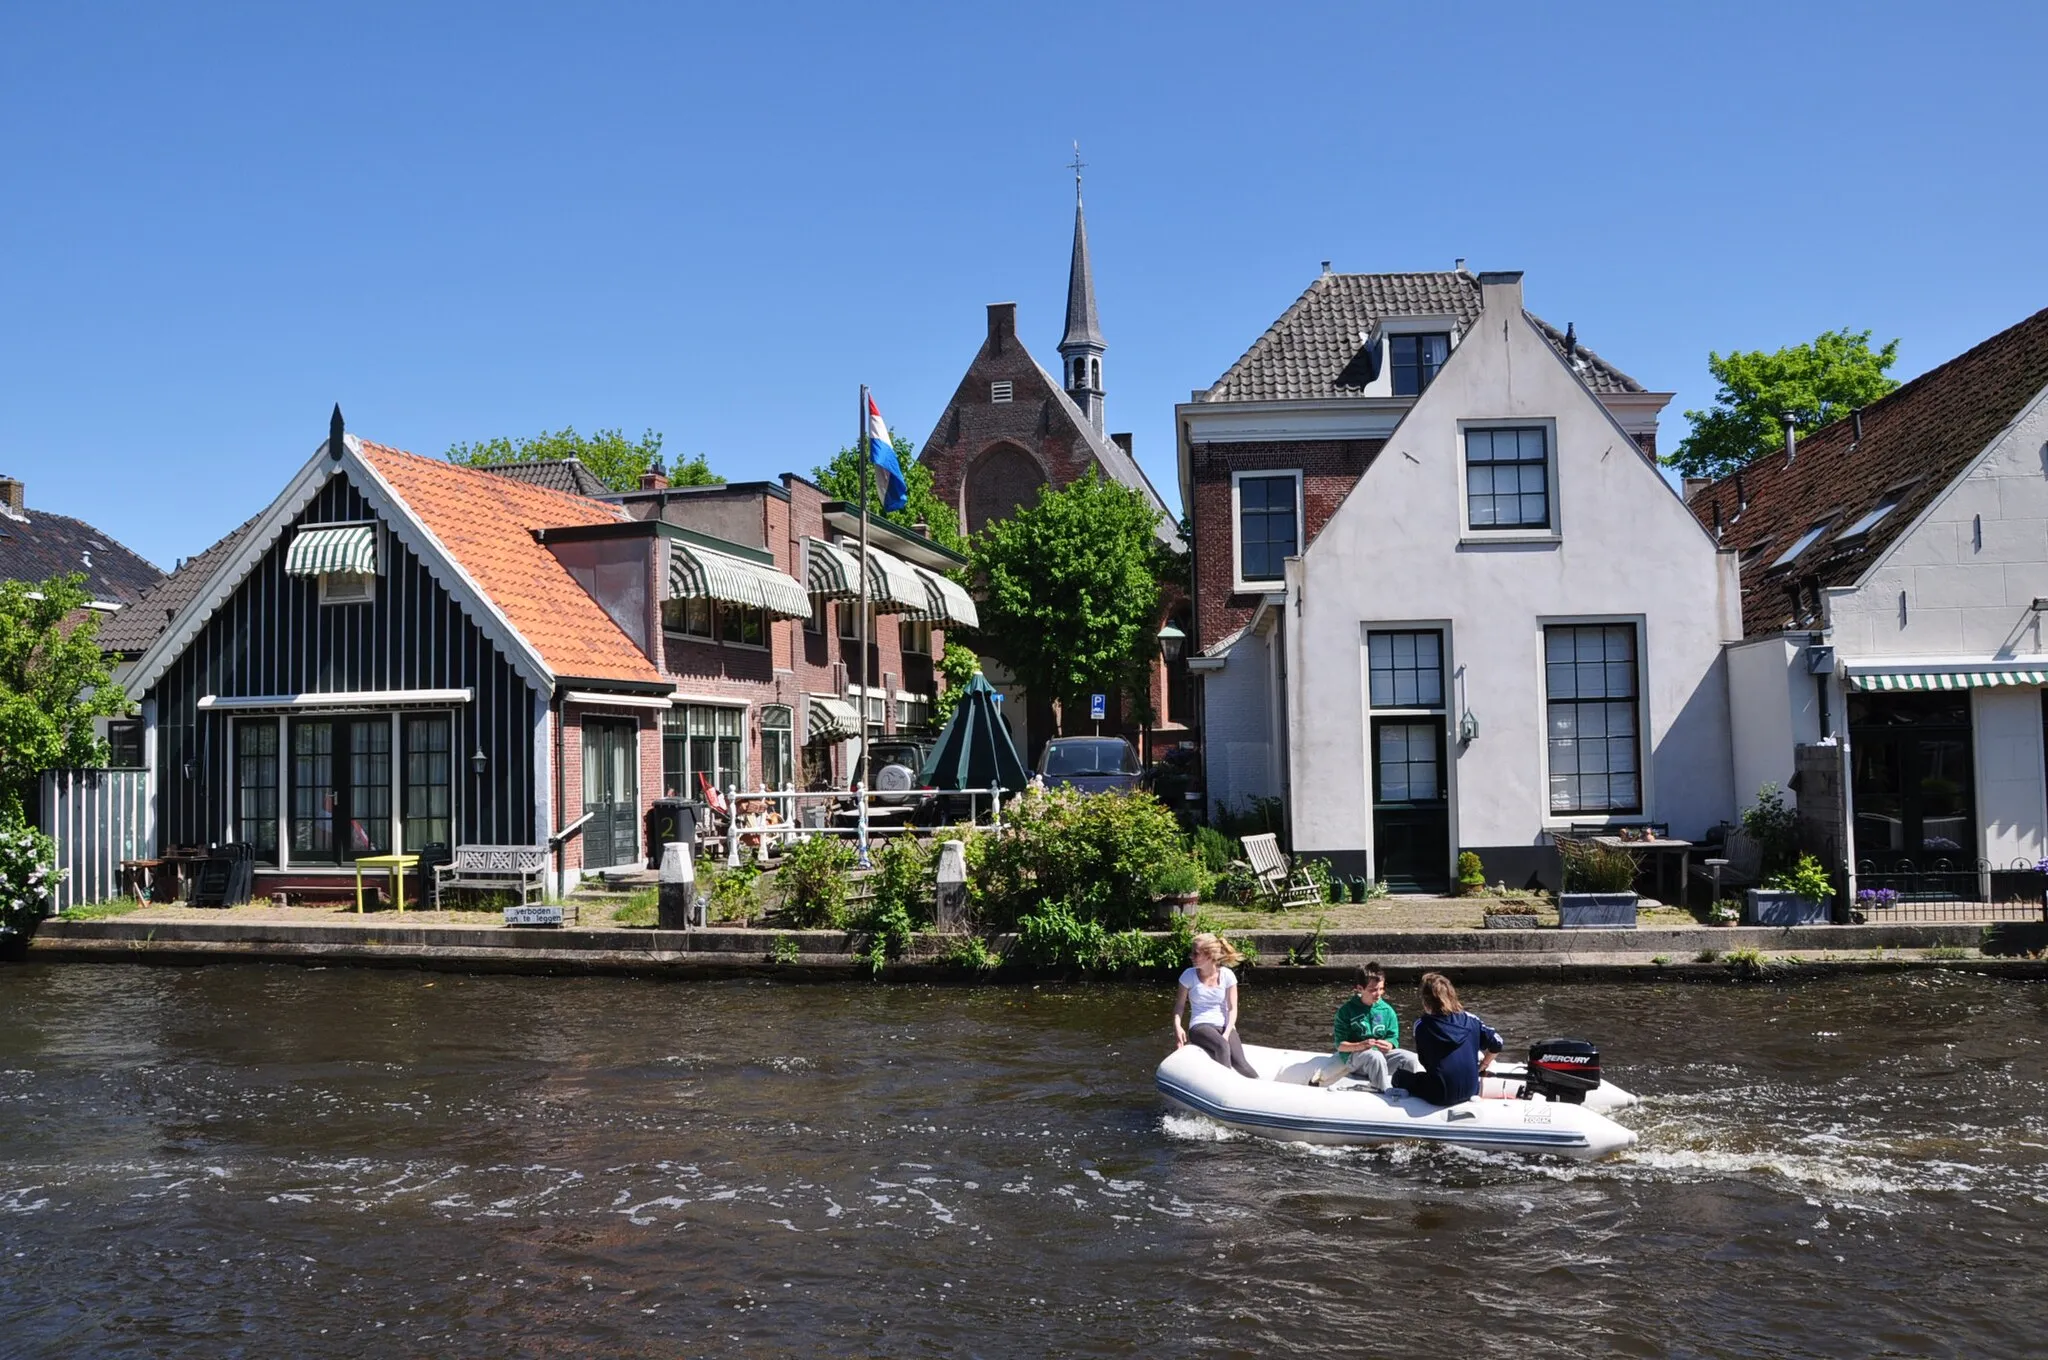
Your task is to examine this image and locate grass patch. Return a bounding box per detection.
[57,898,142,921]
[610,888,658,928]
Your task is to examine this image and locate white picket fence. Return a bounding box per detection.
[40,768,152,911]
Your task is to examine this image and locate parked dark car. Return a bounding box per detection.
[1036,736,1145,794]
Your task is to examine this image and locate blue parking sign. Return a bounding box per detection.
[1089,693,1106,721]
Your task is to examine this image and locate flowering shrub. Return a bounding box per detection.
[1,821,62,935]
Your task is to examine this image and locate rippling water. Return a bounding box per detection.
[2,964,2044,1357]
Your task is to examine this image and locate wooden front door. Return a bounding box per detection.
[582,719,640,870]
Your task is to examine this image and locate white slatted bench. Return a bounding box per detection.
[434,845,563,917]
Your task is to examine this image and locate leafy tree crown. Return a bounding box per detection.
[1666,328,1901,480]
[448,426,722,493]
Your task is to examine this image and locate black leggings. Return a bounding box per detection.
[1188,1023,1257,1078]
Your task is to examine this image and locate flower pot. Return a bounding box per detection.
[1557,892,1638,929]
[1744,889,1829,926]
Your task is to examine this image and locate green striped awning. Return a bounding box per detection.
[668,542,811,619]
[805,694,861,744]
[284,524,377,576]
[1848,669,2048,692]
[803,537,861,601]
[908,564,979,629]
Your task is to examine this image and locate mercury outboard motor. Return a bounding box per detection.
[1523,1039,1602,1104]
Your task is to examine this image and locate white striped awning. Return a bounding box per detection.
[668,542,811,619]
[1849,668,2048,692]
[908,564,979,629]
[805,694,861,744]
[285,524,377,576]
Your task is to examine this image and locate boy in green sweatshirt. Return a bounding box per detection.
[1309,963,1420,1089]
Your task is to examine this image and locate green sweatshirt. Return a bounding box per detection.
[1333,995,1399,1053]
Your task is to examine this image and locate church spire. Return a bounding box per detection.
[1058,142,1106,433]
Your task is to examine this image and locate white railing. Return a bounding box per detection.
[709,785,1010,865]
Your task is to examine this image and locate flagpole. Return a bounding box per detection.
[856,385,873,862]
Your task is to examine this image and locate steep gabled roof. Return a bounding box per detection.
[1200,270,1643,402]
[95,516,256,654]
[478,457,613,498]
[358,442,664,685]
[0,495,162,603]
[1688,305,2048,638]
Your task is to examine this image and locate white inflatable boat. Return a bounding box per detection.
[1156,1040,1640,1161]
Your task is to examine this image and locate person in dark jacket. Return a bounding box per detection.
[1391,972,1503,1106]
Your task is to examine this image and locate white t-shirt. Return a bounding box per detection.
[1179,966,1237,1031]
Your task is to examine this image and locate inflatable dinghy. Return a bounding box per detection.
[1156,1039,1639,1161]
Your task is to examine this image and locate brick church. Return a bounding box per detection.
[915,175,1193,765]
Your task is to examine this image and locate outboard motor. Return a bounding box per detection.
[1523,1039,1601,1104]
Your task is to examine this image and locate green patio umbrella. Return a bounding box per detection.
[919,672,1028,794]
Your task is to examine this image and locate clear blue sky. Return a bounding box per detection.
[4,2,2044,570]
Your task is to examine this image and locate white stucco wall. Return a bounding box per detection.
[1828,389,2048,663]
[1285,275,1740,874]
[1973,686,2046,866]
[1198,628,1279,818]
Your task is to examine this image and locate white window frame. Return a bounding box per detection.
[1458,418,1561,543]
[318,571,376,606]
[1536,615,1650,827]
[1230,469,1303,593]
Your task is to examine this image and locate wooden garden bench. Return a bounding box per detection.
[1240,832,1322,908]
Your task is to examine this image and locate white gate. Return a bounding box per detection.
[40,769,152,912]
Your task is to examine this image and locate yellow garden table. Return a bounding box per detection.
[354,852,422,913]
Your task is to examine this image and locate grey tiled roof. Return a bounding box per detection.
[1201,271,1644,402]
[477,458,613,498]
[0,496,162,604]
[94,516,255,653]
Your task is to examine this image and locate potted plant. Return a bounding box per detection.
[1152,857,1202,924]
[1556,839,1639,929]
[1456,851,1486,896]
[0,822,63,963]
[1746,854,1835,926]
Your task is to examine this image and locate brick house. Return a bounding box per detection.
[914,184,1190,761]
[1180,267,1734,891]
[1691,304,2048,882]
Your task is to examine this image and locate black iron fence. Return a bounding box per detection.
[1851,858,2048,924]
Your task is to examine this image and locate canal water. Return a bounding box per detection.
[2,964,2044,1358]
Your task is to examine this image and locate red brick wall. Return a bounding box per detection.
[1188,438,1383,648]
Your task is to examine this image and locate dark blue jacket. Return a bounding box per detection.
[1394,1011,1505,1105]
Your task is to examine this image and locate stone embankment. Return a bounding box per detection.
[27,916,2048,982]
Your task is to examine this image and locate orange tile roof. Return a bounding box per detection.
[358,441,665,685]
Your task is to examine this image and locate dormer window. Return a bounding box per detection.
[1391,333,1450,396]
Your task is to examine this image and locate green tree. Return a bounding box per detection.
[812,434,964,555]
[0,574,131,821]
[1666,329,1902,480]
[931,640,981,725]
[447,426,722,493]
[971,472,1162,731]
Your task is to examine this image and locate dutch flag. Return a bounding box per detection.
[866,392,910,514]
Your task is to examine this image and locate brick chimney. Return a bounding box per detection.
[0,475,22,517]
[987,302,1016,354]
[639,457,669,492]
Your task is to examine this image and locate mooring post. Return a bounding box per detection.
[935,839,967,933]
[659,840,697,930]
